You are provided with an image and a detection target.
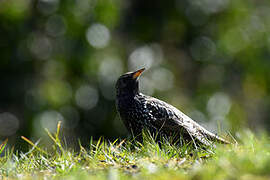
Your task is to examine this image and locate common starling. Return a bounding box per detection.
[115,68,229,145]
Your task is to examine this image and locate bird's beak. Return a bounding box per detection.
[132,68,145,79]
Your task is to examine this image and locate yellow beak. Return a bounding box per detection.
[132,68,145,79]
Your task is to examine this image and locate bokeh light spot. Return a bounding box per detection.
[46,14,66,37]
[86,23,110,49]
[41,80,72,106]
[75,85,99,110]
[190,36,216,61]
[38,110,64,133]
[140,77,155,96]
[207,92,231,117]
[98,56,123,86]
[150,68,174,91]
[0,113,19,136]
[28,33,52,60]
[128,44,163,70]
[188,0,229,14]
[98,56,123,100]
[37,0,59,15]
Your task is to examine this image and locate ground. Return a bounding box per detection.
[1,123,270,180]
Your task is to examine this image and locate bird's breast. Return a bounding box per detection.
[116,96,146,119]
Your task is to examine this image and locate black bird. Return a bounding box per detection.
[115,68,229,145]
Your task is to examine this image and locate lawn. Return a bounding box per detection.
[1,122,270,180]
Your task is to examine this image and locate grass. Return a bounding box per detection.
[1,122,270,180]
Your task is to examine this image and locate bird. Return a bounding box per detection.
[115,68,230,146]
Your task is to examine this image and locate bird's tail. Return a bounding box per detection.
[207,133,231,144]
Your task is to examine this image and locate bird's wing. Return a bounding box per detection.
[143,95,228,145]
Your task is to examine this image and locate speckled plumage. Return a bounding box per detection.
[116,68,229,145]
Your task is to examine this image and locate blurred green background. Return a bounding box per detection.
[1,0,270,147]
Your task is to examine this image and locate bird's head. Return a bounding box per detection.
[116,68,145,97]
